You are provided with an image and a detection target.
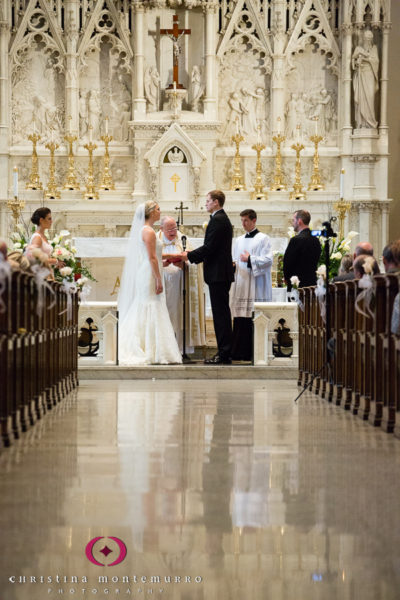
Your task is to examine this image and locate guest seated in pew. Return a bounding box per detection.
[383,240,400,273]
[353,254,380,279]
[0,239,20,270]
[333,242,375,282]
[333,254,353,282]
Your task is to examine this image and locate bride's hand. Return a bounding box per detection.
[155,278,163,295]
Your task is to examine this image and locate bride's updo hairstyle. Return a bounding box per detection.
[31,207,51,226]
[144,200,158,219]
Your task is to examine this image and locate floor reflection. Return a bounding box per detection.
[0,380,400,599]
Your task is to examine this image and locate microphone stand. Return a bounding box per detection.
[181,235,191,362]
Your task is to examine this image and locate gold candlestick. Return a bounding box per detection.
[270,134,287,191]
[83,140,99,200]
[333,198,351,240]
[308,134,325,191]
[45,141,61,199]
[251,142,267,200]
[7,196,25,229]
[230,133,246,191]
[63,134,80,190]
[26,133,43,190]
[99,135,115,190]
[290,143,306,201]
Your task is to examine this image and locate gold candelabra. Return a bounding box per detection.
[26,133,43,190]
[83,138,99,200]
[251,142,267,200]
[270,134,287,191]
[230,133,246,191]
[45,141,61,199]
[63,134,80,190]
[333,197,352,240]
[290,142,306,201]
[7,196,25,229]
[99,134,115,190]
[308,134,325,191]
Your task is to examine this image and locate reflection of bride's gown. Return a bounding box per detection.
[119,229,182,365]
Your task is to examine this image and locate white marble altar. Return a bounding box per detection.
[0,0,392,260]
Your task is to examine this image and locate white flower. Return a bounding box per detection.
[287,226,295,238]
[316,264,326,278]
[290,275,300,288]
[60,266,73,277]
[340,244,350,253]
[71,246,77,254]
[202,221,208,230]
[11,232,21,242]
[64,239,71,247]
[52,235,60,245]
[59,229,70,238]
[363,256,375,275]
[332,252,342,260]
[347,230,358,240]
[77,277,88,287]
[13,242,22,249]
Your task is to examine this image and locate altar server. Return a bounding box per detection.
[230,209,273,361]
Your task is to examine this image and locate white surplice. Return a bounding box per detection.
[157,231,206,352]
[230,232,273,318]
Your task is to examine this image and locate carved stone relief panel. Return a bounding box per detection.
[285,45,338,144]
[80,41,132,142]
[12,46,65,145]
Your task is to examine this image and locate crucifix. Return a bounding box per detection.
[170,173,181,192]
[175,201,189,226]
[160,14,191,89]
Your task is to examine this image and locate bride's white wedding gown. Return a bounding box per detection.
[119,229,182,365]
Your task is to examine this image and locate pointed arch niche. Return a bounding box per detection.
[144,123,206,205]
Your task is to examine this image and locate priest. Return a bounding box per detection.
[158,216,206,353]
[230,209,273,361]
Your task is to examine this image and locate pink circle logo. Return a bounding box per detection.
[85,537,127,566]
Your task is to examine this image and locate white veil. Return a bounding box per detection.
[118,203,146,321]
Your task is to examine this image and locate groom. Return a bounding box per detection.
[183,190,234,364]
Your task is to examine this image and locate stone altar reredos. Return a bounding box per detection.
[0,0,391,256]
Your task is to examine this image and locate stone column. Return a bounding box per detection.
[340,22,353,155]
[271,2,287,134]
[65,1,80,133]
[203,1,218,120]
[378,24,391,145]
[132,0,146,119]
[0,15,10,238]
[357,201,372,242]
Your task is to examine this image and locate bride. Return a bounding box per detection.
[118,201,183,365]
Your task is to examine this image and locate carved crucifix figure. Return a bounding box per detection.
[160,14,191,89]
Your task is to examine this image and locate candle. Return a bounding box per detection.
[51,128,54,143]
[89,126,93,143]
[33,119,37,134]
[340,168,345,198]
[277,117,282,134]
[314,117,318,136]
[105,117,109,135]
[13,166,18,198]
[235,117,239,135]
[296,124,301,142]
[173,81,177,90]
[68,115,72,134]
[257,125,261,145]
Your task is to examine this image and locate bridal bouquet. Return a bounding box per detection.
[316,230,358,280]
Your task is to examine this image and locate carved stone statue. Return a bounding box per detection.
[352,30,379,129]
[144,66,160,112]
[222,92,245,140]
[308,88,335,137]
[79,90,88,138]
[240,87,259,137]
[87,89,101,138]
[286,93,299,139]
[190,65,204,112]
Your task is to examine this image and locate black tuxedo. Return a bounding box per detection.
[283,228,321,289]
[187,209,234,359]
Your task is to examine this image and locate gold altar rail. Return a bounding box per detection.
[0,270,79,447]
[298,275,400,436]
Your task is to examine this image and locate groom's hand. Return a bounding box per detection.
[181,251,189,261]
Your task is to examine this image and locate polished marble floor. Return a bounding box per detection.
[1,379,400,600]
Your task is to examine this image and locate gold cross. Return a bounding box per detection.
[170,173,181,192]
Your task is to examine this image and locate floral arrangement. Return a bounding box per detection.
[9,225,94,289]
[316,230,358,281]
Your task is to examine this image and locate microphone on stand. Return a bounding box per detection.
[180,235,190,362]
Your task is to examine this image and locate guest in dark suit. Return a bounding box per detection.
[283,210,321,289]
[183,190,234,364]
